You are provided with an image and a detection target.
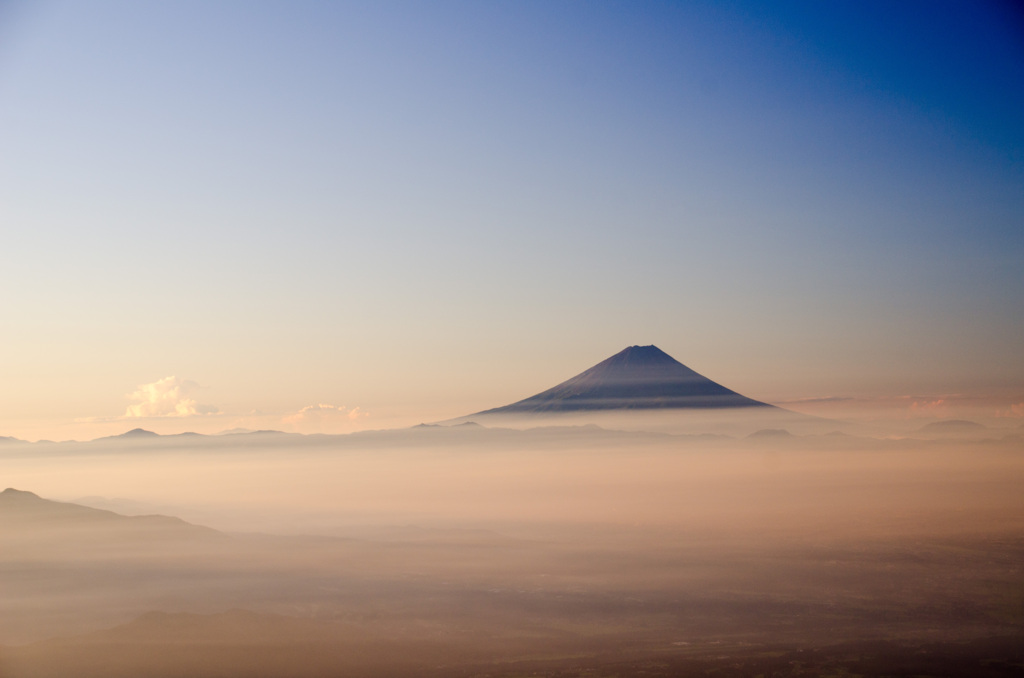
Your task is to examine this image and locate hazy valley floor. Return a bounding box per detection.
[1,425,1022,676]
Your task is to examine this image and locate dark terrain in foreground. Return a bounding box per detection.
[7,626,1024,678]
[2,512,1022,676]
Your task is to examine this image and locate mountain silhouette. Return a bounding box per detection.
[0,487,221,540]
[473,345,772,416]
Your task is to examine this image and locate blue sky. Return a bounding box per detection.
[0,1,1021,437]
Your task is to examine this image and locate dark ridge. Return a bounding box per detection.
[91,428,160,442]
[474,345,773,415]
[2,487,38,498]
[121,428,159,437]
[747,428,793,439]
[918,419,986,433]
[217,429,290,436]
[0,487,222,538]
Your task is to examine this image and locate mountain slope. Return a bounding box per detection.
[0,488,221,540]
[474,345,772,415]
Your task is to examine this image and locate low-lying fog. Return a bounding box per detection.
[4,423,1022,538]
[1,418,1022,677]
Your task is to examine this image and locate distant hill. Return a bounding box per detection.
[472,345,773,416]
[917,420,987,436]
[91,428,161,442]
[747,428,794,439]
[0,488,221,541]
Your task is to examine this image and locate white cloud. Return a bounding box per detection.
[124,377,218,418]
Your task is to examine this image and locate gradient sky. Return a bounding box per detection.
[1,0,1022,439]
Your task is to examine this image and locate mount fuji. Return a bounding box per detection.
[472,345,772,415]
[442,345,827,434]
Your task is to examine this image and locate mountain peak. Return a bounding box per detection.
[473,346,771,415]
[121,428,159,438]
[613,344,674,360]
[90,428,160,442]
[2,487,39,498]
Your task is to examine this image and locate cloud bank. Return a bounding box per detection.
[124,377,218,418]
